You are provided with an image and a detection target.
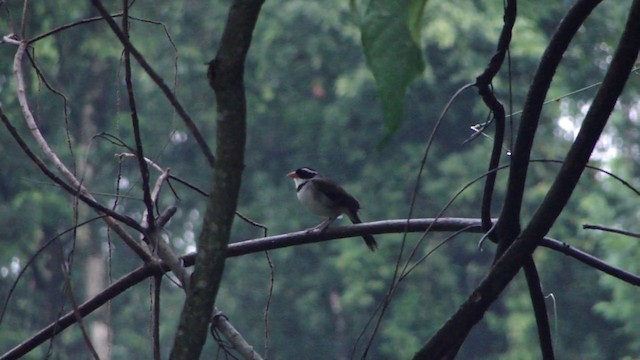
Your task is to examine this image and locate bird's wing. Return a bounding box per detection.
[310,178,361,211]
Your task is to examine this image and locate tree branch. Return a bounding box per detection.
[121,2,156,233]
[0,104,151,261]
[494,0,603,256]
[523,259,554,359]
[0,262,161,360]
[413,0,640,356]
[169,0,264,359]
[90,0,215,168]
[541,237,640,285]
[4,218,638,359]
[475,0,515,238]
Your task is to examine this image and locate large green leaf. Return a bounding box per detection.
[359,0,427,145]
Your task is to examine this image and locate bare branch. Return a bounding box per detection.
[523,260,554,359]
[0,105,152,261]
[475,0,515,238]
[583,224,640,239]
[0,216,105,326]
[152,275,162,360]
[28,13,124,43]
[495,0,602,253]
[542,237,640,285]
[0,262,161,360]
[60,252,100,360]
[4,217,638,359]
[170,0,265,358]
[473,2,554,357]
[415,0,640,356]
[121,3,156,233]
[90,0,215,168]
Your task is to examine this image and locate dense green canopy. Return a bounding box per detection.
[0,0,638,358]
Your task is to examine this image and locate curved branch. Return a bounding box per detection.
[0,106,151,261]
[583,224,640,238]
[414,0,640,356]
[475,2,554,349]
[495,0,603,252]
[4,217,639,359]
[90,0,215,168]
[475,0,516,239]
[0,262,161,360]
[28,13,124,43]
[170,0,264,359]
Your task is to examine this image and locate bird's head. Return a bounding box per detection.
[287,167,319,187]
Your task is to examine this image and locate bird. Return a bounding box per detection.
[287,167,377,251]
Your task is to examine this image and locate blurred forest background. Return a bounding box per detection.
[1,0,639,359]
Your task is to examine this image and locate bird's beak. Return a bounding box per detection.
[286,171,297,178]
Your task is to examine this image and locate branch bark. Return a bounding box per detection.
[494,0,603,257]
[475,0,515,236]
[474,2,553,357]
[90,0,215,167]
[169,0,264,359]
[3,53,151,260]
[413,0,640,356]
[3,218,639,359]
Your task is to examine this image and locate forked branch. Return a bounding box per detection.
[413,0,640,357]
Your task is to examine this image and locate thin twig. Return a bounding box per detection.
[0,216,106,326]
[0,104,151,260]
[122,2,156,233]
[359,82,475,357]
[90,0,215,168]
[582,224,640,239]
[58,243,100,360]
[28,13,124,43]
[9,41,151,259]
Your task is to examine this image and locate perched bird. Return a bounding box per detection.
[287,167,377,251]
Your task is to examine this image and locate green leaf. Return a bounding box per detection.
[360,0,427,145]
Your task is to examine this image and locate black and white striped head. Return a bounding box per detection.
[287,167,320,188]
[288,167,319,179]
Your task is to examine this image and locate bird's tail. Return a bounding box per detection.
[347,211,378,251]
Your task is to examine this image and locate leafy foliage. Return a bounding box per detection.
[0,0,638,359]
[357,0,427,145]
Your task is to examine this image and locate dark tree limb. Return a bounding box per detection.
[169,0,264,359]
[0,262,161,360]
[3,218,639,360]
[541,237,640,285]
[583,224,640,239]
[475,2,554,357]
[121,2,156,233]
[0,106,151,261]
[523,259,554,359]
[90,0,216,168]
[413,0,640,357]
[475,0,515,238]
[494,0,603,258]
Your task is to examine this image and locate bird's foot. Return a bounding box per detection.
[304,218,334,234]
[304,226,324,234]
